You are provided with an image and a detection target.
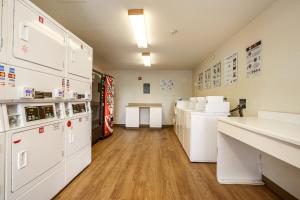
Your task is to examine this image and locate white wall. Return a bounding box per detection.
[105,69,193,125]
[193,0,300,198]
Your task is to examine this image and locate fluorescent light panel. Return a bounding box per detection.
[128,9,148,48]
[142,52,151,67]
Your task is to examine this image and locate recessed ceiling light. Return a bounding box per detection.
[128,9,148,48]
[142,52,151,67]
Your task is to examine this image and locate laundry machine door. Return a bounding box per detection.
[12,0,66,72]
[0,0,4,63]
[0,132,4,200]
[66,115,91,157]
[11,122,64,192]
[68,35,92,80]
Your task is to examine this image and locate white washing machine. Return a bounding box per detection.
[64,101,91,183]
[2,102,66,200]
[174,96,230,162]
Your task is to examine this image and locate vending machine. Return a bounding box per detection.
[102,75,114,138]
[92,73,114,141]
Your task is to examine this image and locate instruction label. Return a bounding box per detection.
[8,67,16,87]
[0,65,5,86]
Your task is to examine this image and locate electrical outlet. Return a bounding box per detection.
[239,99,246,109]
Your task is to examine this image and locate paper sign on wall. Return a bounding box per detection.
[212,62,221,88]
[246,40,262,77]
[160,80,174,90]
[204,68,211,89]
[197,72,204,89]
[224,52,238,85]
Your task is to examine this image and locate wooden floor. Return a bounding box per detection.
[54,127,280,200]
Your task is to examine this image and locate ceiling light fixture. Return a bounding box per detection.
[128,9,148,48]
[142,52,151,67]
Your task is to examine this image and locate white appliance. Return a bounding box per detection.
[64,101,91,183]
[174,96,230,162]
[7,0,66,76]
[2,102,66,200]
[0,105,5,200]
[0,0,93,198]
[65,32,93,101]
[0,0,8,64]
[2,0,67,100]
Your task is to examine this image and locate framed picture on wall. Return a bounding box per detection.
[143,83,150,94]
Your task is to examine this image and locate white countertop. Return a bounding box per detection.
[127,103,162,108]
[219,117,300,146]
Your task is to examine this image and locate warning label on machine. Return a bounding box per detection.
[0,65,5,86]
[8,67,16,87]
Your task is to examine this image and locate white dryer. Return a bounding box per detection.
[65,32,93,101]
[0,105,5,200]
[64,101,91,183]
[4,0,67,100]
[0,0,8,64]
[2,102,66,200]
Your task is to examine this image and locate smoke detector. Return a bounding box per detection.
[169,29,178,35]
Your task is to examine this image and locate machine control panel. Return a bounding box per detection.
[72,103,86,114]
[25,105,55,122]
[34,91,53,99]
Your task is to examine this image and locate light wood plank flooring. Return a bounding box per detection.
[54,127,280,200]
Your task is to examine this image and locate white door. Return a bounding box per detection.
[11,122,64,192]
[68,35,92,80]
[13,0,66,72]
[66,115,91,157]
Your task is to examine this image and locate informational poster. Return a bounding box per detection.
[197,72,204,89]
[204,68,211,89]
[224,52,238,85]
[160,80,174,90]
[212,62,221,88]
[246,40,262,77]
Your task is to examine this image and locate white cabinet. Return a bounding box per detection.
[150,107,162,128]
[67,34,93,80]
[7,0,66,76]
[11,122,64,192]
[125,107,139,128]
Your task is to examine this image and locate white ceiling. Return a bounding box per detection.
[31,0,275,69]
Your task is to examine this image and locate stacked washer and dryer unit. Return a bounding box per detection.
[0,0,93,200]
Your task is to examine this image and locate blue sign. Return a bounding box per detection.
[9,68,15,73]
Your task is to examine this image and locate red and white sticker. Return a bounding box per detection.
[39,127,45,134]
[39,16,44,24]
